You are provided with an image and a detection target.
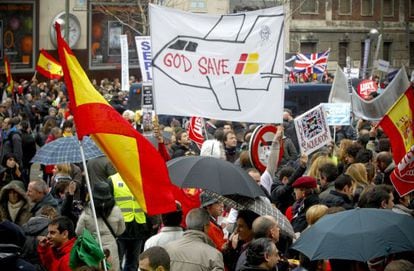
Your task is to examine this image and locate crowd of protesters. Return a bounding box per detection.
[0,76,413,271]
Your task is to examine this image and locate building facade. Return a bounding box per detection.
[1,0,413,80]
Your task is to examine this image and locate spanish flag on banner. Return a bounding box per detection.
[4,56,14,93]
[55,23,176,215]
[379,86,414,164]
[36,49,63,80]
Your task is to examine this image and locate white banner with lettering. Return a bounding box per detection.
[120,35,129,91]
[149,4,285,123]
[294,105,332,155]
[135,36,153,83]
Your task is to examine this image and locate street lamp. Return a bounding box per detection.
[369,28,382,78]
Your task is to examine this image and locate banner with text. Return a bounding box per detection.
[135,36,153,83]
[149,4,285,123]
[322,103,351,126]
[120,35,129,91]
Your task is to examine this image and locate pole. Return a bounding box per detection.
[65,0,69,43]
[79,139,108,271]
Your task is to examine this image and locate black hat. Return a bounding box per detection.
[92,182,112,201]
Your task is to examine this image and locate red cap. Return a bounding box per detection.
[292,176,317,189]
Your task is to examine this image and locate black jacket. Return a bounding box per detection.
[291,194,320,233]
[320,190,354,210]
[271,165,306,214]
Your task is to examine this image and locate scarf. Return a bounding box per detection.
[8,200,24,222]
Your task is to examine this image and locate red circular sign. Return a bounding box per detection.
[249,125,284,173]
[357,79,378,99]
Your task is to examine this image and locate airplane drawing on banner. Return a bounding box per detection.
[152,13,284,111]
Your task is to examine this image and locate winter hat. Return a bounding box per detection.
[200,191,219,207]
[292,176,317,189]
[92,182,112,201]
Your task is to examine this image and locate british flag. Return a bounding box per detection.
[293,48,330,74]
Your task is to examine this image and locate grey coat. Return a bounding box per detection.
[165,230,224,271]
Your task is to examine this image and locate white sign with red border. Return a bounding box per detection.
[249,125,283,173]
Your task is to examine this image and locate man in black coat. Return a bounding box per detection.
[320,174,354,210]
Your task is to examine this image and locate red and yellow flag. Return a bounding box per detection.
[36,49,63,80]
[4,55,14,93]
[379,86,414,164]
[55,23,176,215]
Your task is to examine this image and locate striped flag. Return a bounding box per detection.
[36,49,63,79]
[55,23,176,215]
[294,48,330,74]
[379,85,414,196]
[379,85,414,164]
[4,56,14,93]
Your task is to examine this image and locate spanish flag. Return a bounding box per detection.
[36,49,63,80]
[4,56,14,93]
[379,85,414,164]
[55,23,176,215]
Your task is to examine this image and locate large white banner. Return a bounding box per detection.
[149,4,285,123]
[294,105,332,155]
[135,36,153,83]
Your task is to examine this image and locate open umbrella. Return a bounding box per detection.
[205,191,295,239]
[291,208,414,262]
[31,136,104,165]
[167,156,265,198]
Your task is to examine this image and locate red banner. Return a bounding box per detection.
[188,117,205,148]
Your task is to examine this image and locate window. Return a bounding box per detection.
[383,0,394,17]
[338,42,349,68]
[361,0,373,16]
[410,42,414,67]
[383,42,392,62]
[300,0,318,14]
[190,0,206,10]
[300,42,317,54]
[0,1,36,71]
[89,2,141,69]
[339,0,352,15]
[410,0,414,17]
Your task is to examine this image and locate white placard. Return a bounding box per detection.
[322,103,351,126]
[294,105,332,155]
[120,35,129,91]
[377,59,390,73]
[135,36,153,83]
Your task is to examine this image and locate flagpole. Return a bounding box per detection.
[79,139,108,271]
[202,117,209,140]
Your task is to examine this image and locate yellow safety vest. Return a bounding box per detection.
[110,173,146,224]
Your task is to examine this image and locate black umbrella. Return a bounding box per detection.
[291,208,414,261]
[167,156,265,198]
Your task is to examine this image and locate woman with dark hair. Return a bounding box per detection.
[75,182,125,271]
[222,210,260,271]
[0,153,23,188]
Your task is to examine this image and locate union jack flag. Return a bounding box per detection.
[294,48,330,74]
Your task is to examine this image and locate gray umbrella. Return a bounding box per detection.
[291,208,414,261]
[205,191,295,239]
[31,136,104,165]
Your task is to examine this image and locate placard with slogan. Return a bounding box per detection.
[294,105,332,155]
[322,103,351,126]
[135,36,152,83]
[149,4,285,123]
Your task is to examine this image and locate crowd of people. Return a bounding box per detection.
[0,76,413,271]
